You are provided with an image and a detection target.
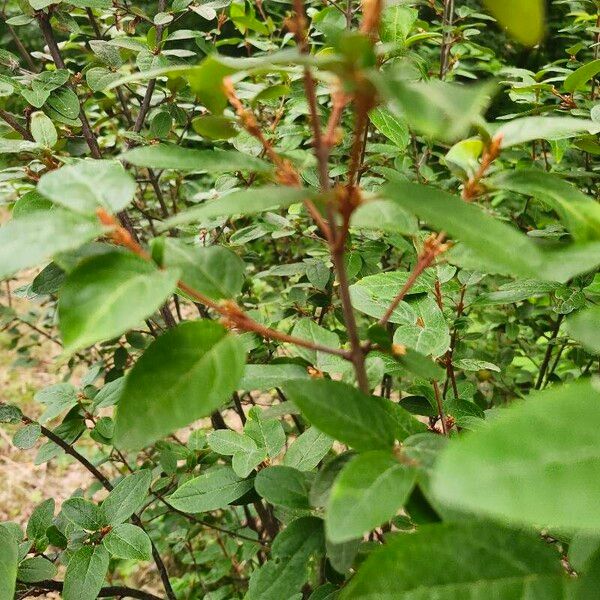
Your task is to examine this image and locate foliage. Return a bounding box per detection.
[0,0,600,598]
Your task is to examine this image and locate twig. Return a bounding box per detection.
[5,22,37,71]
[133,0,167,132]
[442,285,466,400]
[462,135,502,200]
[439,0,455,78]
[20,414,176,600]
[96,208,350,359]
[291,0,370,391]
[379,233,448,327]
[535,314,564,390]
[432,380,448,435]
[36,11,102,159]
[0,109,33,141]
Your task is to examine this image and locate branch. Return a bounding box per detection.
[432,380,449,435]
[96,209,350,359]
[31,419,113,489]
[535,314,564,390]
[439,0,455,78]
[379,233,448,327]
[132,0,167,133]
[292,0,369,391]
[5,21,38,72]
[20,580,164,600]
[36,11,102,159]
[0,109,33,141]
[20,414,177,600]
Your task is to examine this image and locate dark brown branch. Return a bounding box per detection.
[6,23,38,72]
[132,0,167,133]
[0,109,33,141]
[86,7,103,38]
[22,416,177,600]
[535,314,564,390]
[36,11,102,159]
[432,380,449,435]
[32,421,113,488]
[439,0,455,78]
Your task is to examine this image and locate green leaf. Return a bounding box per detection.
[568,307,600,355]
[478,279,560,305]
[281,379,397,451]
[0,525,18,599]
[453,359,500,373]
[63,545,110,600]
[0,137,41,154]
[185,54,237,114]
[244,411,286,458]
[380,4,418,45]
[161,239,245,300]
[121,144,271,172]
[17,556,57,583]
[283,428,333,472]
[393,296,450,358]
[150,111,172,138]
[482,0,545,46]
[38,160,136,215]
[86,67,122,92]
[369,108,409,148]
[163,187,311,229]
[390,403,429,441]
[103,524,152,560]
[168,466,254,513]
[496,117,600,149]
[0,210,102,279]
[27,499,55,544]
[12,190,53,218]
[382,182,544,278]
[31,69,70,94]
[30,111,57,148]
[255,465,311,509]
[289,318,344,374]
[239,364,309,391]
[388,348,445,382]
[246,517,324,600]
[326,451,417,543]
[350,270,435,324]
[47,87,80,120]
[432,380,600,531]
[12,423,41,449]
[192,115,238,140]
[208,430,257,455]
[340,522,565,599]
[115,321,246,449]
[61,498,107,531]
[489,170,600,242]
[310,453,355,508]
[445,138,484,178]
[232,446,267,478]
[564,59,600,93]
[379,78,496,143]
[0,404,22,424]
[102,470,152,525]
[35,383,78,423]
[351,199,418,236]
[327,537,361,575]
[58,252,179,353]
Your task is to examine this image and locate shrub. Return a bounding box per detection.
[1,0,600,598]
